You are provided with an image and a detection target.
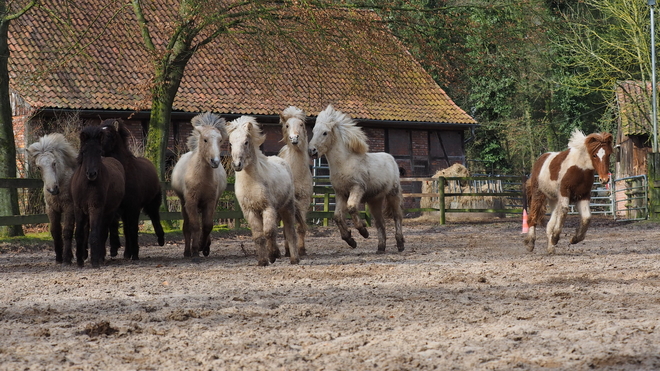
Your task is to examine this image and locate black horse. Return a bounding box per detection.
[70,125,125,268]
[100,119,165,260]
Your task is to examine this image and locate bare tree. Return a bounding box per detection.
[0,0,36,237]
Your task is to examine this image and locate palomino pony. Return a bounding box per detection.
[171,112,228,259]
[100,119,165,260]
[524,129,613,254]
[27,133,78,264]
[227,115,299,266]
[308,105,404,253]
[278,106,313,256]
[71,125,125,267]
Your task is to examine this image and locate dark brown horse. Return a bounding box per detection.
[100,119,165,260]
[71,125,125,267]
[524,129,613,254]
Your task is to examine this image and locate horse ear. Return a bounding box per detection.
[602,132,613,146]
[113,120,120,131]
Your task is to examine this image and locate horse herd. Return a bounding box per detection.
[26,104,614,268]
[26,105,406,268]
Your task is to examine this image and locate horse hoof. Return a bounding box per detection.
[158,235,165,246]
[203,249,210,257]
[299,248,307,256]
[257,259,269,267]
[345,238,357,249]
[376,249,386,254]
[547,245,556,254]
[131,255,139,261]
[289,257,300,265]
[192,256,201,264]
[397,245,405,252]
[269,255,277,264]
[358,228,369,239]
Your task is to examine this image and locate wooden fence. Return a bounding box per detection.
[0,176,525,228]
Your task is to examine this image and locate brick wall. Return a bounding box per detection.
[363,127,385,152]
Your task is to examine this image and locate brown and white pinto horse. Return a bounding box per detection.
[524,129,613,254]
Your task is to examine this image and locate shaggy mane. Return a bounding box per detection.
[281,106,306,123]
[317,105,368,154]
[227,116,266,146]
[187,112,227,151]
[27,133,78,169]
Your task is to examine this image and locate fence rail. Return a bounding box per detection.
[0,176,614,226]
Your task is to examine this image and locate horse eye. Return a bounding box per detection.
[286,124,289,128]
[204,139,208,143]
[323,131,328,136]
[244,140,249,146]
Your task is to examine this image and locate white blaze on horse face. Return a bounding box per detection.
[208,130,222,168]
[286,118,304,145]
[229,129,249,172]
[36,153,60,195]
[595,146,610,183]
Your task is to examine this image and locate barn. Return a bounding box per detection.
[9,1,476,180]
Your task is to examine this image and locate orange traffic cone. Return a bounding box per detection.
[521,209,529,234]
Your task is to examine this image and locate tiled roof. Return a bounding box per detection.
[9,1,476,126]
[615,81,654,136]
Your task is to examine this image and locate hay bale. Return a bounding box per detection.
[420,163,507,220]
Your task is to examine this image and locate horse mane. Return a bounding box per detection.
[318,105,368,154]
[227,115,266,146]
[280,106,306,123]
[27,133,78,169]
[187,112,228,151]
[568,129,613,154]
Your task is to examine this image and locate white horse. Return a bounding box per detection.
[278,106,313,257]
[171,112,228,260]
[27,133,78,264]
[227,115,299,266]
[308,105,404,253]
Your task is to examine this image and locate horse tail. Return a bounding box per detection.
[526,178,546,227]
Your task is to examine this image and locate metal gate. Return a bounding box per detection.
[612,175,648,221]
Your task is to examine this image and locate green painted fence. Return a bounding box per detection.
[0,176,525,227]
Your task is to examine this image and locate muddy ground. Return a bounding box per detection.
[1,215,660,370]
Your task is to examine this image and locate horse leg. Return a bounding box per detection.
[74,212,88,267]
[180,201,192,257]
[246,212,268,266]
[546,197,569,254]
[48,210,64,263]
[571,199,592,244]
[524,187,546,252]
[88,211,104,268]
[145,191,165,246]
[62,209,75,265]
[263,207,283,264]
[387,190,405,252]
[333,195,356,248]
[295,200,308,256]
[109,214,121,258]
[200,202,215,257]
[347,186,369,238]
[367,198,387,253]
[122,212,140,260]
[279,204,299,264]
[184,201,202,260]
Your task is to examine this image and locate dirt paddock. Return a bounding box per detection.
[1,215,660,370]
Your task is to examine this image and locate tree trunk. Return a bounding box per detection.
[0,18,23,237]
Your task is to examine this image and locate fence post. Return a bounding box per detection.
[323,192,330,227]
[647,152,660,220]
[438,176,446,225]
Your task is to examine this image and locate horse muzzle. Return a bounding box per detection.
[232,162,243,172]
[289,135,299,145]
[209,158,220,169]
[47,186,60,195]
[308,148,318,159]
[86,171,98,181]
